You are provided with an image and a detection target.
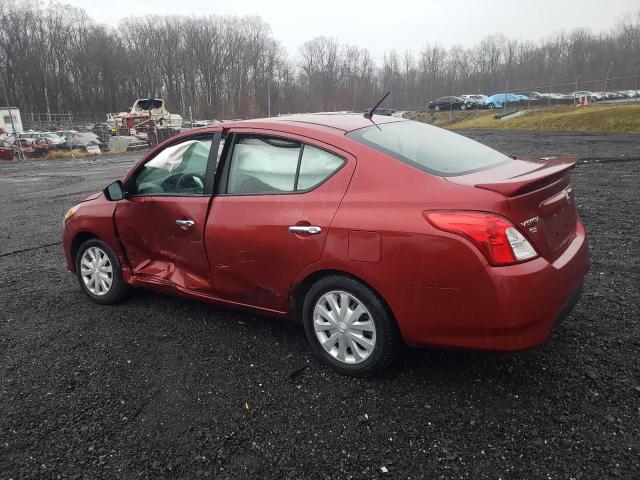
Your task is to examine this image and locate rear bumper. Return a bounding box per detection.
[399,221,590,350]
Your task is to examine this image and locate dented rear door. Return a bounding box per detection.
[205,130,355,312]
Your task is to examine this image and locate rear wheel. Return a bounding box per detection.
[461,104,467,110]
[302,275,401,376]
[434,105,440,112]
[75,239,130,305]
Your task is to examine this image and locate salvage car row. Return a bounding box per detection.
[428,89,640,110]
[0,129,109,159]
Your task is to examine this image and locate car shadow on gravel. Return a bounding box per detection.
[115,285,572,389]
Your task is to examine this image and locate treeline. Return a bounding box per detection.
[1,0,639,119]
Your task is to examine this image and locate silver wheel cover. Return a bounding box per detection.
[80,246,113,296]
[313,290,377,365]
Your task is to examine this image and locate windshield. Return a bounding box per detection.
[346,120,511,176]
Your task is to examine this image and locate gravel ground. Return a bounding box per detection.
[0,131,638,479]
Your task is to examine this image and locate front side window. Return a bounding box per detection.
[132,138,212,195]
[347,120,510,176]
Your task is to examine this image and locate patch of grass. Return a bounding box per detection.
[406,110,493,127]
[446,103,640,133]
[47,149,98,160]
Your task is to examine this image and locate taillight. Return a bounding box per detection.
[424,211,538,266]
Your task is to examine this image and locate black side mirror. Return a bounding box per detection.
[104,180,125,201]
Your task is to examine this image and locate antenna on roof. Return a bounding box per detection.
[364,91,390,119]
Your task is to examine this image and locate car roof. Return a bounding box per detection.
[222,113,406,134]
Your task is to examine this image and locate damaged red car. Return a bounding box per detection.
[62,114,590,376]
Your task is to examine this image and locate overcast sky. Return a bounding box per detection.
[64,0,637,58]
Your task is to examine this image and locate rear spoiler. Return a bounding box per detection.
[475,156,576,197]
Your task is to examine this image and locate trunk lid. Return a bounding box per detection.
[447,156,578,261]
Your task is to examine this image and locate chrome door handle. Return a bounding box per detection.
[176,219,195,228]
[289,225,322,235]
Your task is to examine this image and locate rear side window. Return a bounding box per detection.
[346,121,510,176]
[297,145,344,190]
[226,136,345,195]
[227,136,301,194]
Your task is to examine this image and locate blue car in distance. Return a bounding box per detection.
[483,93,520,109]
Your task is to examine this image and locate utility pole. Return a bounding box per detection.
[267,79,271,117]
[1,72,22,160]
[604,61,613,101]
[504,77,509,111]
[449,79,455,124]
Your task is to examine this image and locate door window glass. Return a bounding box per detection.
[297,145,344,190]
[227,136,301,194]
[132,138,212,195]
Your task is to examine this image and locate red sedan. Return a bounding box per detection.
[0,141,15,160]
[62,114,589,376]
[0,140,36,159]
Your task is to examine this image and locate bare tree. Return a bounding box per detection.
[0,1,638,119]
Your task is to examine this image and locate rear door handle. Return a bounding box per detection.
[176,219,195,228]
[289,225,322,235]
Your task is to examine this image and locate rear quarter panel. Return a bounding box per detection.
[293,142,510,343]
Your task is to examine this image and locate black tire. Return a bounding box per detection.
[461,104,467,110]
[302,275,401,377]
[75,238,130,305]
[434,105,440,112]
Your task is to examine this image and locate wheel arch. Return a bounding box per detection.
[70,231,100,267]
[291,268,395,322]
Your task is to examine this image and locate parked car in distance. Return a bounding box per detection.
[62,114,590,376]
[31,137,53,156]
[371,108,395,116]
[17,132,41,141]
[548,93,572,100]
[524,92,549,101]
[92,123,114,136]
[3,139,36,158]
[601,91,621,100]
[428,96,475,111]
[460,94,487,105]
[572,91,598,101]
[41,132,66,146]
[483,93,520,109]
[616,90,636,98]
[0,141,17,159]
[12,138,51,157]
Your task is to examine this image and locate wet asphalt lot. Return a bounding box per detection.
[0,131,639,479]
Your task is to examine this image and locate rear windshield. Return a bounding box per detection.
[346,121,510,176]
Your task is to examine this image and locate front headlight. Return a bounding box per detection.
[63,204,80,225]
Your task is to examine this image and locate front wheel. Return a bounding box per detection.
[302,275,401,376]
[75,239,130,305]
